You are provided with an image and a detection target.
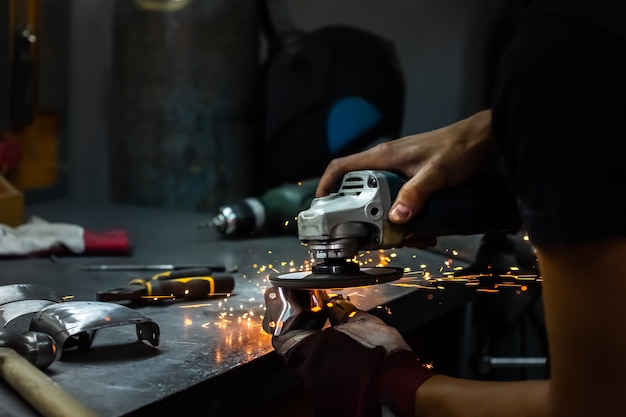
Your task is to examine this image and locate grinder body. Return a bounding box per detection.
[269,169,521,289]
[298,169,521,262]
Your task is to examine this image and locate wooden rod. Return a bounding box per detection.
[0,347,99,417]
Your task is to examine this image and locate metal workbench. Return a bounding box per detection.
[0,199,520,417]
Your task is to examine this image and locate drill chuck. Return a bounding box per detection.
[211,198,265,236]
[209,179,319,237]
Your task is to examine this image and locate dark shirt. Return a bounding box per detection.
[492,0,626,247]
[526,0,626,42]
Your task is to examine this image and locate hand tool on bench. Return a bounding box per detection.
[0,330,56,369]
[97,267,235,302]
[0,330,100,417]
[80,263,234,272]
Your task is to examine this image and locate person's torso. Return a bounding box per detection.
[524,0,626,42]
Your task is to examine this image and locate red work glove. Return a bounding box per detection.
[272,310,436,417]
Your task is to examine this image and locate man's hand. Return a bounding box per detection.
[273,310,436,417]
[316,110,496,236]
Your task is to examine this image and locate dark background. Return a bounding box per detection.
[64,0,525,203]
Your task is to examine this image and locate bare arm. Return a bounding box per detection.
[413,238,626,417]
[536,238,626,416]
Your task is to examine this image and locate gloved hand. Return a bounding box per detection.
[273,309,436,417]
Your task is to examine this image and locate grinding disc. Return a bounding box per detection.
[269,267,404,289]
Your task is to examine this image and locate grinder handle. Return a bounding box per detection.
[391,170,521,238]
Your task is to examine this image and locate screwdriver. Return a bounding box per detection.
[81,263,236,272]
[97,268,235,302]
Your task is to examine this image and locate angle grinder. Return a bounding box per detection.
[269,169,521,290]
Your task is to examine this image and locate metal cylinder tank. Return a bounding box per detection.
[109,0,262,211]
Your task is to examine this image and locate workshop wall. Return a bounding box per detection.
[2,0,70,208]
[66,0,524,203]
[284,0,523,133]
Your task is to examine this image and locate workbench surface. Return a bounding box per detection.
[0,199,486,417]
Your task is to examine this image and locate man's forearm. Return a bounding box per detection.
[415,375,548,417]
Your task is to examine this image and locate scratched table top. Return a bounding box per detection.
[0,199,502,417]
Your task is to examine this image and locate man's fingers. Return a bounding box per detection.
[315,143,400,197]
[315,156,369,197]
[389,168,442,224]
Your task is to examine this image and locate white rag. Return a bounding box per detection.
[0,216,130,256]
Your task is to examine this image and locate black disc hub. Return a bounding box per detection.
[311,258,360,275]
